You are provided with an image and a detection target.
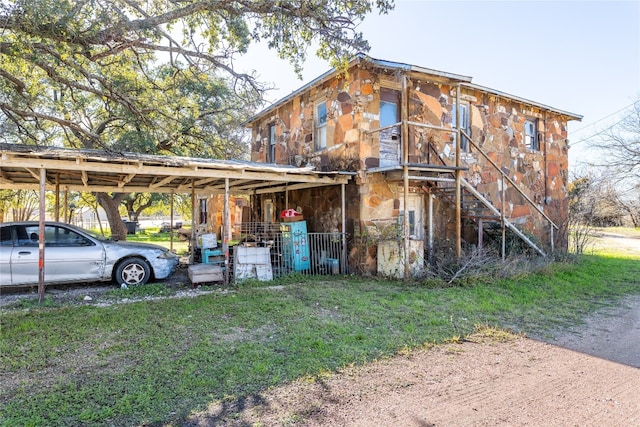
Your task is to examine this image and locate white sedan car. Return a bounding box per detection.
[0,221,179,287]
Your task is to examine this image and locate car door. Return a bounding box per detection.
[0,225,14,286]
[11,224,105,285]
[8,224,40,285]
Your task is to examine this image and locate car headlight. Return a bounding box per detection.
[158,250,178,259]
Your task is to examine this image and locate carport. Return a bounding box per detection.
[0,144,351,299]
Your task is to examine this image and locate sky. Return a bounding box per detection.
[236,0,640,173]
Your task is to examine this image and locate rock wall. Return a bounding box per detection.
[249,62,573,272]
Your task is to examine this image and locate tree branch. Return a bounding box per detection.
[0,101,101,143]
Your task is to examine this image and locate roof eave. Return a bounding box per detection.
[462,82,583,121]
[244,53,473,126]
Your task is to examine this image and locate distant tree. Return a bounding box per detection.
[611,181,640,228]
[0,189,39,221]
[596,99,640,179]
[567,174,597,254]
[0,0,393,239]
[567,167,640,254]
[586,99,640,229]
[121,193,170,222]
[173,194,194,224]
[76,192,107,235]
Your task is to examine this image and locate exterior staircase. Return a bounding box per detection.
[423,136,554,257]
[432,176,547,256]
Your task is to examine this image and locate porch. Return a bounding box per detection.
[191,221,346,284]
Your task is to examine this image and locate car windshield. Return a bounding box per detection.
[75,226,112,242]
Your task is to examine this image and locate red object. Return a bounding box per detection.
[280,209,302,219]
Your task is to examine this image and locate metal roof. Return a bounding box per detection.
[245,53,581,124]
[462,82,583,121]
[244,53,472,126]
[0,144,351,195]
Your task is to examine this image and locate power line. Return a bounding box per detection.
[570,103,637,146]
[570,101,636,135]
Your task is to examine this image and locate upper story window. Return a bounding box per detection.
[314,101,327,150]
[379,88,401,167]
[267,123,276,163]
[524,119,539,151]
[451,103,470,151]
[380,88,399,129]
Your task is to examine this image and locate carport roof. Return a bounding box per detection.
[0,144,351,195]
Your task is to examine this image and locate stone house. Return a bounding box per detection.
[245,54,582,277]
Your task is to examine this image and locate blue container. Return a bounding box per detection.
[280,221,310,271]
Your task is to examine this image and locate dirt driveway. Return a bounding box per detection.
[187,302,640,427]
[187,233,640,426]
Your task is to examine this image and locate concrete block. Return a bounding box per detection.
[188,264,223,284]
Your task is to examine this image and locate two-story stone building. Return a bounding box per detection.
[245,54,582,277]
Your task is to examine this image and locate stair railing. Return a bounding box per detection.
[461,130,558,253]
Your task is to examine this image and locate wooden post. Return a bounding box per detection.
[170,191,174,252]
[190,180,196,264]
[223,178,230,285]
[285,184,289,209]
[478,218,483,256]
[54,177,60,222]
[402,74,410,280]
[63,190,68,224]
[455,84,462,259]
[341,183,347,274]
[38,168,46,303]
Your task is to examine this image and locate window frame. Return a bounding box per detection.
[379,87,401,166]
[20,224,93,247]
[524,119,539,151]
[314,100,328,151]
[380,88,400,128]
[267,123,277,163]
[451,102,471,152]
[398,194,424,240]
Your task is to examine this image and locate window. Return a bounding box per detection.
[451,103,470,151]
[20,225,92,247]
[524,119,539,151]
[379,88,400,166]
[267,124,276,163]
[199,198,208,225]
[380,88,400,130]
[398,194,424,240]
[0,226,13,246]
[380,102,398,129]
[314,101,327,150]
[264,199,274,223]
[398,211,416,237]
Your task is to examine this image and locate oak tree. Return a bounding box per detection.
[0,0,393,238]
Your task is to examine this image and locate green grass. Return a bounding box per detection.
[1,252,639,426]
[125,229,190,255]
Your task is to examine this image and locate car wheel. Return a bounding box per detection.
[115,257,151,286]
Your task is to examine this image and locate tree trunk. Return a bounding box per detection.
[96,192,128,240]
[133,200,154,222]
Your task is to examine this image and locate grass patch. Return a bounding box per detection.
[1,251,639,426]
[123,229,190,255]
[104,282,178,299]
[593,226,640,237]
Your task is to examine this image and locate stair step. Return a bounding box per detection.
[463,215,501,221]
[463,205,493,211]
